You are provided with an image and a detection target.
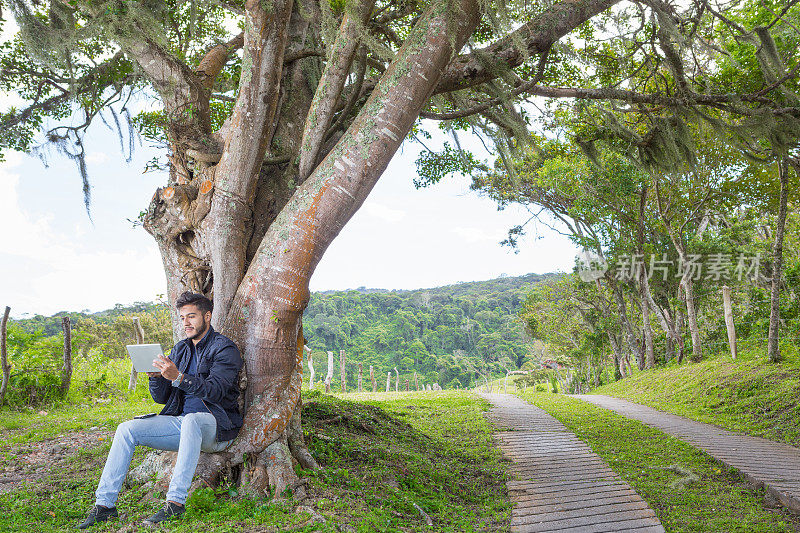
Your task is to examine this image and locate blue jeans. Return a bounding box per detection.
[95,412,232,507]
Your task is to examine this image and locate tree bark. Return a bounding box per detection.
[0,306,10,406]
[60,317,72,396]
[357,363,363,392]
[768,158,789,363]
[129,317,145,392]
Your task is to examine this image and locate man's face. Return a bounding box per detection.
[179,304,211,341]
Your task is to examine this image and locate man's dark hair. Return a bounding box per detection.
[176,292,213,314]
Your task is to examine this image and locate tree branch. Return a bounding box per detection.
[196,32,245,90]
[297,0,377,182]
[434,0,621,94]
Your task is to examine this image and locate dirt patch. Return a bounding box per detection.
[0,427,113,493]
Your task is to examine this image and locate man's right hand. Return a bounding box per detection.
[146,372,161,377]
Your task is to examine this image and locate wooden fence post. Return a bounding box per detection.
[0,306,10,405]
[307,346,315,389]
[60,317,72,396]
[340,350,346,393]
[128,317,145,392]
[722,285,737,359]
[324,351,334,393]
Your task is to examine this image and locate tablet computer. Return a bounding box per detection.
[125,344,164,373]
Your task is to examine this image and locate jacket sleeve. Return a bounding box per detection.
[175,341,242,404]
[149,347,177,404]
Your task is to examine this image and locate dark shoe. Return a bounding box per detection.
[144,501,185,524]
[76,505,118,529]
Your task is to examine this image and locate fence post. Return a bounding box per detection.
[340,350,347,393]
[307,346,315,389]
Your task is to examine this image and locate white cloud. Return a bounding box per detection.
[364,202,405,223]
[0,156,165,316]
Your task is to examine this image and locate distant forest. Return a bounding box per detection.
[10,273,552,392]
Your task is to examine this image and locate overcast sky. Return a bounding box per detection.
[0,22,579,319]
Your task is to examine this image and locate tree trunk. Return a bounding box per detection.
[404,379,409,391]
[722,285,737,359]
[642,277,680,363]
[675,305,686,363]
[768,158,789,363]
[682,277,703,362]
[340,350,346,393]
[636,186,655,369]
[370,365,375,392]
[413,371,419,391]
[324,351,333,394]
[0,306,10,406]
[136,0,481,495]
[129,317,145,392]
[394,367,399,392]
[611,282,645,369]
[60,317,72,396]
[608,331,623,380]
[386,372,391,393]
[357,363,363,392]
[639,288,655,369]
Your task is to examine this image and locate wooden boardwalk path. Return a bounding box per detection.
[481,393,664,533]
[574,394,800,514]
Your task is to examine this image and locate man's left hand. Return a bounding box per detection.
[153,355,179,381]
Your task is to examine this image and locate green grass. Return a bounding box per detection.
[517,390,797,533]
[593,346,800,445]
[0,390,510,532]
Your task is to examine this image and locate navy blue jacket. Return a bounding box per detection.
[149,326,244,441]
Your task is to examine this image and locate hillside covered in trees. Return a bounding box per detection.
[6,273,551,404]
[302,273,550,390]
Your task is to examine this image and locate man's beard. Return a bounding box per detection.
[187,320,208,340]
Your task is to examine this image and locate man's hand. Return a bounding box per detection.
[146,371,161,378]
[153,355,180,381]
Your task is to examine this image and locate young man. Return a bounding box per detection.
[77,292,243,528]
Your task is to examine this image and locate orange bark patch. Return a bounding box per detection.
[162,187,175,200]
[199,180,214,195]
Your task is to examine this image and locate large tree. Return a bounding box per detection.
[3,0,800,496]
